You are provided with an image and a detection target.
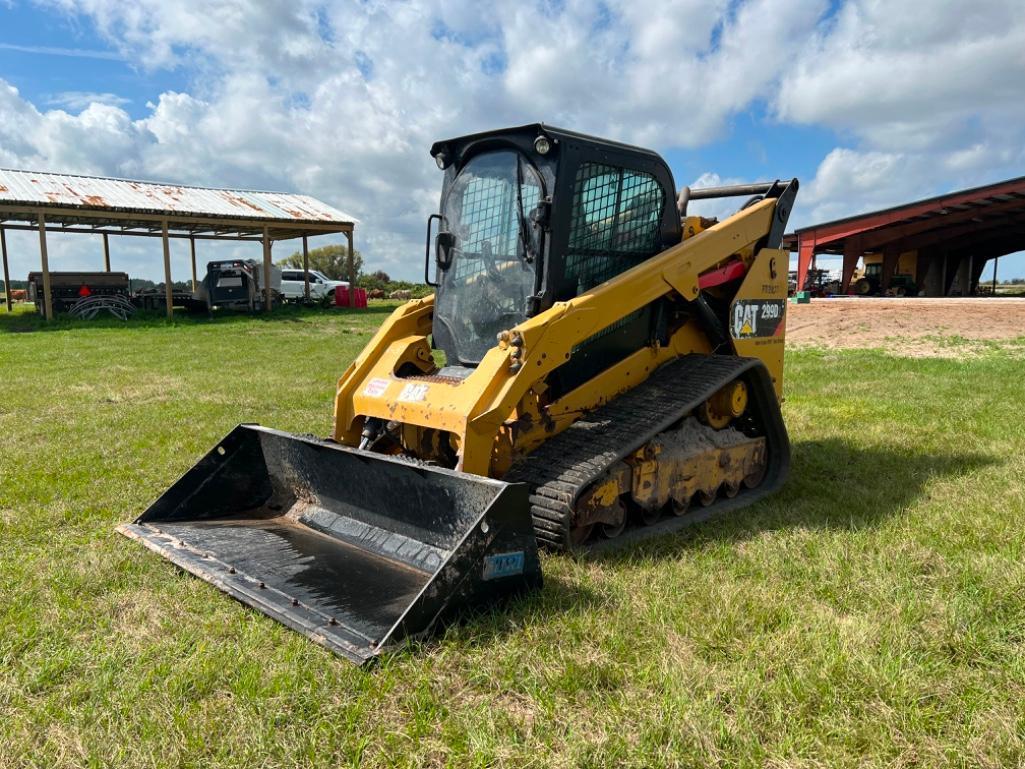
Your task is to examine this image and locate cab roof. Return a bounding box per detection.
[429,123,666,164]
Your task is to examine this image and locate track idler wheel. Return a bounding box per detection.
[599,499,627,539]
[743,461,767,489]
[671,496,690,517]
[570,524,595,547]
[627,497,662,527]
[600,519,626,539]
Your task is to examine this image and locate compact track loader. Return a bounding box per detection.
[120,125,797,663]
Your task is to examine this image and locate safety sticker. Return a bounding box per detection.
[730,299,786,339]
[483,551,525,580]
[397,382,430,403]
[362,377,390,397]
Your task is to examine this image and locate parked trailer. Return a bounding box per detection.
[194,259,282,312]
[133,287,206,313]
[27,271,130,316]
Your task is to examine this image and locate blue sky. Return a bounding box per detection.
[0,6,180,118]
[1,0,1023,282]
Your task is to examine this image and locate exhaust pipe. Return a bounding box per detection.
[118,425,541,664]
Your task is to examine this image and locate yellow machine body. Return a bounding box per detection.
[121,124,797,663]
[333,201,788,480]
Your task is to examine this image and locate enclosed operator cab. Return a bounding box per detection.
[427,124,682,394]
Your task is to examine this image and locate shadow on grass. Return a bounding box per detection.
[294,439,999,661]
[409,439,990,653]
[381,573,604,664]
[387,440,994,659]
[582,437,995,566]
[0,301,397,334]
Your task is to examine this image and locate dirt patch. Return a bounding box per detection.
[786,298,1025,356]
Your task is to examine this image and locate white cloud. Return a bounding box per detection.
[0,42,123,60]
[0,82,149,175]
[47,91,131,111]
[779,0,1025,225]
[2,0,1024,282]
[40,0,328,73]
[777,0,1025,143]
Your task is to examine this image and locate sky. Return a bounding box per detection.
[1,0,1024,283]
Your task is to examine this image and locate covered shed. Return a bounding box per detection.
[786,175,1025,296]
[0,168,357,318]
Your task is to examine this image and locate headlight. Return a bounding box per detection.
[534,135,551,155]
[434,152,448,169]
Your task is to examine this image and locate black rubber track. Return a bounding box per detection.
[504,354,790,552]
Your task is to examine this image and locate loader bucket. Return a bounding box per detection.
[118,425,541,664]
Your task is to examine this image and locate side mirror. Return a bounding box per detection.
[436,231,456,270]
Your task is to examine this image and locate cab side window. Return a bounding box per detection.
[564,163,665,294]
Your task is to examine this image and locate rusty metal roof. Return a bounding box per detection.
[784,174,1025,253]
[0,167,357,227]
[786,174,1025,295]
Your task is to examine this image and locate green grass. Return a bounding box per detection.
[2,305,1024,768]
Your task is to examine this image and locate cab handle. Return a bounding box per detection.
[424,213,442,287]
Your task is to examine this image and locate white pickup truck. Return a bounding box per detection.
[279,269,349,301]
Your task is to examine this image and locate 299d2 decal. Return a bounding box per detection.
[730,299,786,340]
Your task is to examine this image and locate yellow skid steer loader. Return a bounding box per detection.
[120,125,797,664]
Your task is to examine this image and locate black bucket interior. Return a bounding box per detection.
[119,425,541,663]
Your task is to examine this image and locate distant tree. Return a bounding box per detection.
[360,269,397,292]
[278,245,364,283]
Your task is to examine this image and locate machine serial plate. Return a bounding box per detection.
[483,551,525,580]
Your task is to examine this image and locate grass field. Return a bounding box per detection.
[2,304,1024,768]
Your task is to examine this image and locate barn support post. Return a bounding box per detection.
[263,227,273,311]
[37,214,53,320]
[102,233,111,272]
[302,236,311,302]
[796,236,815,292]
[162,220,173,320]
[189,237,198,292]
[880,245,900,293]
[1,227,11,313]
[915,249,932,294]
[943,253,959,295]
[992,257,999,294]
[971,254,989,295]
[840,238,861,294]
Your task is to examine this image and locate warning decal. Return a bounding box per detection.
[730,299,786,339]
[362,377,390,397]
